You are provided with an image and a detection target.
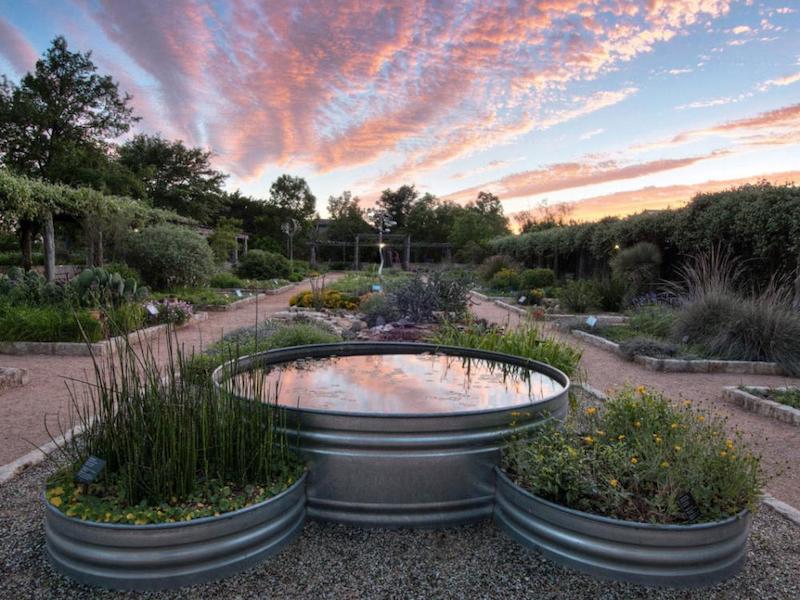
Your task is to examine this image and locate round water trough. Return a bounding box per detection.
[215,342,569,528]
[494,468,751,587]
[43,473,307,591]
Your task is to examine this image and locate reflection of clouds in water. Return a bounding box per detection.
[234,354,563,414]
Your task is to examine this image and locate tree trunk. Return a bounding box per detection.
[19,220,34,271]
[43,212,56,282]
[94,231,104,267]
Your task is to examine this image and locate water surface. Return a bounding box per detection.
[232,353,564,414]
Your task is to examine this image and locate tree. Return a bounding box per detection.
[0,36,138,268]
[377,184,418,230]
[326,191,370,241]
[118,134,227,223]
[269,174,316,222]
[0,36,137,181]
[449,191,509,260]
[514,199,574,233]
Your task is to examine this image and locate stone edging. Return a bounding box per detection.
[470,292,627,324]
[0,367,29,392]
[577,382,800,528]
[571,329,785,375]
[722,386,800,427]
[0,312,207,357]
[213,281,299,297]
[202,292,268,312]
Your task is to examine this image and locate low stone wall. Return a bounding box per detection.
[722,386,800,426]
[0,367,29,393]
[0,313,207,357]
[571,329,785,375]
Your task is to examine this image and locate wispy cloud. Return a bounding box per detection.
[580,128,606,140]
[0,16,37,75]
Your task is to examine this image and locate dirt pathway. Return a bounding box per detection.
[0,277,337,466]
[470,296,800,507]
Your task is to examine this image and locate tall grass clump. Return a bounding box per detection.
[430,321,581,378]
[670,248,800,375]
[49,331,304,510]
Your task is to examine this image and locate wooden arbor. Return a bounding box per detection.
[308,234,453,269]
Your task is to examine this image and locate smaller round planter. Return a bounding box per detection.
[494,468,751,588]
[43,473,306,591]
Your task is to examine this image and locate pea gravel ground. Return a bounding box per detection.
[2,462,798,600]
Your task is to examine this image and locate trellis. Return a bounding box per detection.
[308,234,453,269]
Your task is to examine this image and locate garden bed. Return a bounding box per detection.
[0,312,207,356]
[572,329,786,375]
[722,386,800,426]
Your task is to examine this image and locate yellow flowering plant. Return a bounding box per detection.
[502,386,762,524]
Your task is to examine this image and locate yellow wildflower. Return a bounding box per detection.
[609,479,619,488]
[50,486,64,496]
[683,400,692,408]
[126,513,135,521]
[583,436,595,445]
[654,436,663,444]
[630,457,638,465]
[596,430,606,437]
[674,445,682,452]
[585,407,597,416]
[670,423,678,430]
[660,461,670,468]
[697,415,705,422]
[726,439,734,450]
[634,420,641,428]
[617,434,626,441]
[636,385,646,395]
[50,496,63,508]
[720,451,727,457]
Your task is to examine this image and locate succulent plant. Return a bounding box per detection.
[70,267,148,307]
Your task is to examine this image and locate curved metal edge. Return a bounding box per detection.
[211,341,571,421]
[43,474,307,592]
[493,468,751,588]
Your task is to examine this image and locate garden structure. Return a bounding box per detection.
[307,233,453,270]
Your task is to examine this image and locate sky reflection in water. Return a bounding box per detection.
[234,353,564,414]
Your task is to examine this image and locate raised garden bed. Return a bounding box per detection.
[494,468,751,587]
[722,386,800,426]
[43,473,307,591]
[0,312,207,356]
[572,329,785,375]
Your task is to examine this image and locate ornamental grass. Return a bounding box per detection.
[503,386,762,524]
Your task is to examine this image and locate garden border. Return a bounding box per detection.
[571,329,785,375]
[0,312,208,357]
[470,292,628,324]
[721,386,800,427]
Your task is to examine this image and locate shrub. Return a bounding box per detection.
[558,280,602,313]
[126,224,215,289]
[209,272,246,288]
[154,287,231,308]
[359,292,399,326]
[431,321,581,377]
[618,336,679,360]
[104,262,142,283]
[106,303,147,334]
[519,268,555,289]
[627,305,675,339]
[236,250,291,280]
[289,289,359,310]
[503,386,762,523]
[0,303,103,342]
[610,242,662,288]
[594,276,627,312]
[489,268,521,291]
[393,271,471,323]
[478,254,520,282]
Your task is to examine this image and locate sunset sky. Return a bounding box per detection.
[1,0,798,221]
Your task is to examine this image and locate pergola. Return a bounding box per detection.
[308,233,453,270]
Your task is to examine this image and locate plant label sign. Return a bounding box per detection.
[518,296,526,305]
[75,456,106,485]
[234,288,244,298]
[677,492,701,521]
[145,303,159,316]
[585,315,598,328]
[372,284,382,292]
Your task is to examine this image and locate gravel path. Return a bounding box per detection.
[0,277,339,467]
[469,296,800,508]
[1,460,798,600]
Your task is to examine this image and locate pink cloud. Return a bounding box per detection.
[0,17,37,75]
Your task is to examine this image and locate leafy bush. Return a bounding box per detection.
[0,251,43,266]
[749,387,800,409]
[359,292,399,326]
[289,289,359,310]
[489,268,520,291]
[106,303,147,334]
[150,300,194,325]
[393,271,471,323]
[209,272,246,288]
[610,241,662,294]
[0,303,103,342]
[126,224,215,290]
[46,333,305,523]
[236,250,291,280]
[520,288,545,306]
[503,387,761,523]
[478,254,520,282]
[558,280,602,313]
[594,276,627,312]
[618,337,679,360]
[154,287,232,308]
[519,268,555,289]
[104,262,142,283]
[627,305,675,339]
[431,321,581,378]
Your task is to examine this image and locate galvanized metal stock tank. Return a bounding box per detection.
[494,468,752,587]
[215,342,570,528]
[43,473,307,591]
